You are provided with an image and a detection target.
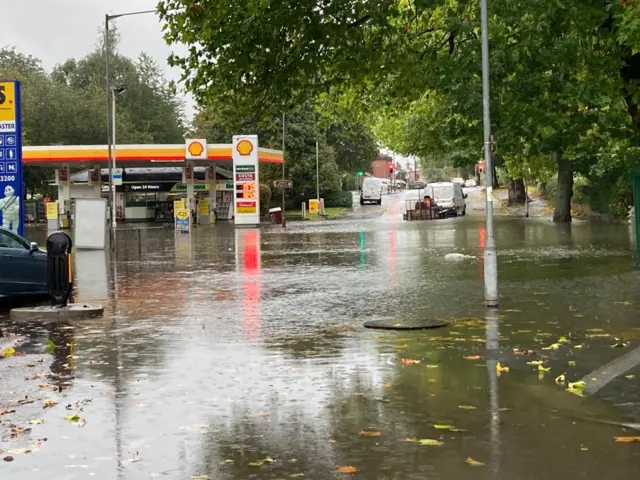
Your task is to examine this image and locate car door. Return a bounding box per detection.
[0,229,47,296]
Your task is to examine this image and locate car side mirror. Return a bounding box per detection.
[30,242,39,253]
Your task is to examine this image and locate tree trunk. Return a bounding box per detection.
[508,179,526,205]
[492,163,499,188]
[553,152,573,223]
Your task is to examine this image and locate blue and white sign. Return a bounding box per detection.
[0,80,23,236]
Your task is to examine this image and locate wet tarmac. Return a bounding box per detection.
[1,189,640,479]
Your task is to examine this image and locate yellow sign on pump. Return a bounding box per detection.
[46,201,58,220]
[198,199,209,216]
[309,199,319,214]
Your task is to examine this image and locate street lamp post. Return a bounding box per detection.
[480,0,499,307]
[110,86,126,232]
[104,9,156,244]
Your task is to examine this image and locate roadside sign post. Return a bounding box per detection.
[0,80,24,236]
[633,171,640,265]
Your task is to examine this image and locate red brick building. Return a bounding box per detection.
[371,153,393,179]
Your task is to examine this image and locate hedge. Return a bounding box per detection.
[283,190,353,210]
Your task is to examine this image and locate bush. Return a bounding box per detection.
[259,184,271,217]
[284,190,353,210]
[323,190,353,208]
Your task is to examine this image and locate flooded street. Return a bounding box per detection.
[2,189,640,479]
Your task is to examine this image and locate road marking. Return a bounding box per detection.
[580,345,640,395]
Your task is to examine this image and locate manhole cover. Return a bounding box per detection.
[363,319,448,330]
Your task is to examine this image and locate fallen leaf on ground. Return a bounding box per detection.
[425,364,439,368]
[496,363,509,373]
[625,375,635,380]
[568,361,577,366]
[568,380,586,390]
[359,430,381,437]
[611,341,628,348]
[400,358,420,365]
[586,333,611,339]
[289,474,305,478]
[0,409,16,416]
[1,347,16,358]
[614,436,640,443]
[43,399,58,408]
[8,449,31,455]
[248,461,264,467]
[64,414,81,422]
[464,355,481,360]
[557,336,569,343]
[263,457,274,463]
[418,439,444,446]
[538,365,551,372]
[29,419,45,425]
[224,459,234,464]
[527,360,545,366]
[555,374,566,385]
[336,465,357,473]
[458,405,476,410]
[465,457,485,466]
[567,380,586,396]
[38,383,51,389]
[542,343,561,351]
[499,407,514,412]
[433,424,456,430]
[614,301,632,306]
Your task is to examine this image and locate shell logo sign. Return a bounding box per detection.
[236,139,254,156]
[188,141,204,157]
[185,138,208,160]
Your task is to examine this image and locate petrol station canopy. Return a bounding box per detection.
[22,143,284,167]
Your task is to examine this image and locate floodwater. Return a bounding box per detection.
[1,189,640,479]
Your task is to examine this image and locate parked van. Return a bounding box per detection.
[425,182,467,216]
[360,177,383,205]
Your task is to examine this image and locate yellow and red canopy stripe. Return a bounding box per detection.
[22,144,283,164]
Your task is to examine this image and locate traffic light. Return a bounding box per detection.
[357,171,363,176]
[389,163,394,174]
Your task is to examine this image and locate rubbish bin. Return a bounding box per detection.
[269,207,283,225]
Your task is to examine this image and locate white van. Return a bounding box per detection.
[425,182,467,216]
[360,177,383,205]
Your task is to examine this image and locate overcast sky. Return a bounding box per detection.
[1,0,195,119]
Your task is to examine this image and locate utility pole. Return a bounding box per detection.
[105,14,113,247]
[481,0,499,307]
[282,113,286,223]
[316,140,320,211]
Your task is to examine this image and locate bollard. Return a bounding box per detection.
[46,232,74,307]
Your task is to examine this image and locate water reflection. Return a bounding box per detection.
[3,212,639,479]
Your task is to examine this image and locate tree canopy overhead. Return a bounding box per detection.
[159,0,640,221]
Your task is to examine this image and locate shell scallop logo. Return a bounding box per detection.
[236,139,254,156]
[188,141,205,157]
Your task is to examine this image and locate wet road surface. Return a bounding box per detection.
[2,189,640,479]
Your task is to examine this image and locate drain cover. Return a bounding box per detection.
[363,319,448,330]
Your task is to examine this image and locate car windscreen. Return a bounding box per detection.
[426,186,453,199]
[0,230,28,249]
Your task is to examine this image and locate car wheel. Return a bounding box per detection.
[360,198,364,205]
[461,206,466,216]
[377,199,382,205]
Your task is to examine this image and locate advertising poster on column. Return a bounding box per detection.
[232,135,260,225]
[0,80,24,236]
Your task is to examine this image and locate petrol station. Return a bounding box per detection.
[24,138,283,228]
